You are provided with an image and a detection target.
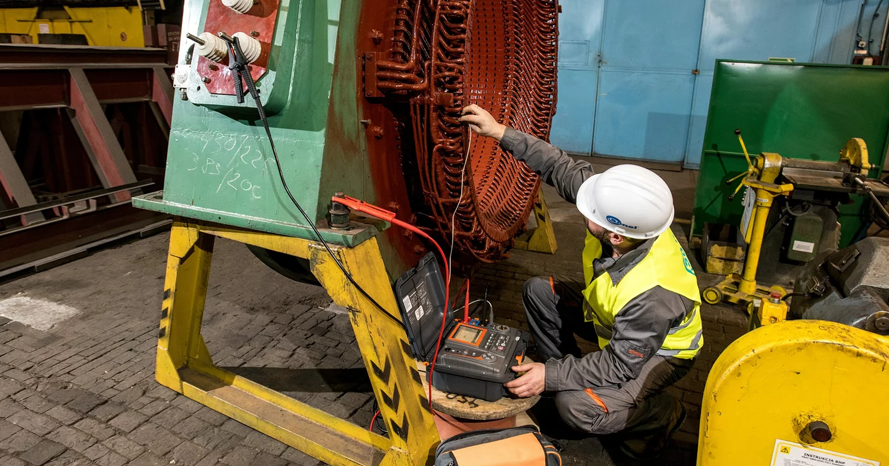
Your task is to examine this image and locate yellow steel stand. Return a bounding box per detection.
[514,189,558,254]
[698,321,889,465]
[156,219,439,466]
[702,132,792,316]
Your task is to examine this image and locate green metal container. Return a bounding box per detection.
[692,60,889,248]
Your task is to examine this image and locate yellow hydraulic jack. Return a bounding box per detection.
[702,130,793,316]
[156,219,439,466]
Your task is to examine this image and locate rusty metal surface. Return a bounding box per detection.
[0,44,171,276]
[362,0,559,265]
[194,0,278,95]
[0,206,167,279]
[0,69,159,111]
[0,45,171,112]
[0,44,168,68]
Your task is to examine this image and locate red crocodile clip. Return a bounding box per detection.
[331,195,396,222]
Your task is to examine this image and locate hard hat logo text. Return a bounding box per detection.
[606,215,638,230]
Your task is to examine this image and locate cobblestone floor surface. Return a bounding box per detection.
[0,177,748,466]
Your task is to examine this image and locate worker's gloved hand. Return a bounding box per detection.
[504,362,546,398]
[459,105,507,141]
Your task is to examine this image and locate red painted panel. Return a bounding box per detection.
[69,72,131,202]
[0,71,68,110]
[84,69,152,102]
[152,70,174,126]
[194,0,279,95]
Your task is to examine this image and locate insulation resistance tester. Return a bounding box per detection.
[395,253,529,401]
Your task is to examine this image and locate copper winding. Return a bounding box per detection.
[369,0,559,264]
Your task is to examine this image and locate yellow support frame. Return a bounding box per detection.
[157,219,439,466]
[514,189,558,254]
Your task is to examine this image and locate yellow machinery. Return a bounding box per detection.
[701,130,794,313]
[698,320,889,465]
[700,211,889,464]
[702,131,889,327]
[0,6,143,47]
[156,220,440,465]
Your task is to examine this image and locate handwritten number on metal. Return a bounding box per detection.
[192,131,264,199]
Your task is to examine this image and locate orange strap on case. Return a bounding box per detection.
[450,433,546,466]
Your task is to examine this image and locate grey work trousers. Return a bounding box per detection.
[523,276,693,436]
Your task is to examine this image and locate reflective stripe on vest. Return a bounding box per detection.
[668,308,697,335]
[581,229,703,360]
[657,328,703,357]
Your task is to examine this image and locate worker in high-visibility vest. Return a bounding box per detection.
[460,105,703,459]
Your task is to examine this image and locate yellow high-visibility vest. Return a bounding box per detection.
[581,229,703,359]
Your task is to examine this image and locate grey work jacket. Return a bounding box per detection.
[499,128,695,392]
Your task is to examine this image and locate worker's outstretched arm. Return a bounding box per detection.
[544,286,693,391]
[459,105,593,203]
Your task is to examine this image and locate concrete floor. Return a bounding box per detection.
[0,162,751,466]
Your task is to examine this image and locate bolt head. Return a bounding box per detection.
[201,76,211,83]
[370,29,383,44]
[806,421,832,443]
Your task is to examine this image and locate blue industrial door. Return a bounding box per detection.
[549,0,605,154]
[592,0,706,162]
[550,0,879,166]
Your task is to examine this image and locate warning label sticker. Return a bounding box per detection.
[770,440,880,466]
[792,241,815,253]
[402,295,412,312]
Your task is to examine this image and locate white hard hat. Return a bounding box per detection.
[576,165,674,240]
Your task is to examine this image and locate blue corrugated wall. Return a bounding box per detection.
[549,0,889,167]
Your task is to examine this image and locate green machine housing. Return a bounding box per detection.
[693,60,889,251]
[134,0,424,279]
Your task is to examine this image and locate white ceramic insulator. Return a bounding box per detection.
[222,0,254,14]
[195,32,227,62]
[233,32,262,63]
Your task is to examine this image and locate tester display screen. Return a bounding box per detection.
[452,325,482,344]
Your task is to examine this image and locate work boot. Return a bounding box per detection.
[619,397,687,460]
